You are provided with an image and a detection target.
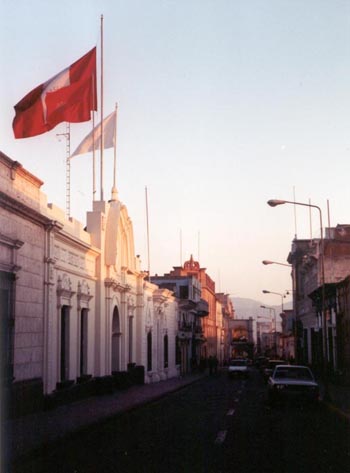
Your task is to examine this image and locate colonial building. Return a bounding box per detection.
[280,309,295,361]
[335,276,350,383]
[228,318,254,359]
[215,293,235,364]
[0,151,178,416]
[288,226,350,374]
[156,256,219,359]
[151,273,208,374]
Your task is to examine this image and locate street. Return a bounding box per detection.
[12,368,350,473]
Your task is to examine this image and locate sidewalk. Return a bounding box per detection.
[6,373,204,462]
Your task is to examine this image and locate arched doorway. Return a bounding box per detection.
[111,306,121,372]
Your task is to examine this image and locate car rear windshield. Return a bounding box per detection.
[230,360,247,366]
[274,367,313,380]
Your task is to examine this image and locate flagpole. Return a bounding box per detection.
[92,74,96,201]
[145,186,151,282]
[111,102,118,199]
[100,14,104,201]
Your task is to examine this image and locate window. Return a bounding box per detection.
[60,305,70,381]
[128,316,133,364]
[175,336,181,365]
[80,309,88,376]
[147,332,152,372]
[164,334,168,368]
[112,307,120,372]
[0,271,15,383]
[179,285,189,299]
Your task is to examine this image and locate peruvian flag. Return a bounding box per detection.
[13,47,97,139]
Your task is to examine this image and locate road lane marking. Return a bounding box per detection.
[227,409,235,416]
[215,431,227,444]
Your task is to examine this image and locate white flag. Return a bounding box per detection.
[70,110,116,157]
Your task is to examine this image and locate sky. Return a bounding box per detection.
[1,0,350,310]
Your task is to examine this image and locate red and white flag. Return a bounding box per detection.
[71,110,116,158]
[13,47,97,139]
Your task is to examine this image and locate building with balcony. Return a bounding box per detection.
[216,293,235,364]
[156,255,218,359]
[288,225,350,373]
[151,273,208,374]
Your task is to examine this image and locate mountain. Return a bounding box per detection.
[232,297,293,320]
[231,297,264,319]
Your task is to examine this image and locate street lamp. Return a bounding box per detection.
[262,260,292,268]
[260,305,277,356]
[262,289,288,313]
[267,198,328,396]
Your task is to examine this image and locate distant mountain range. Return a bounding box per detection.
[232,297,292,320]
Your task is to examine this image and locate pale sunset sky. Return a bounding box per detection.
[1,0,350,309]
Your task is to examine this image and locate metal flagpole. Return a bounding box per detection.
[66,123,71,217]
[112,103,118,193]
[145,186,151,282]
[309,198,313,240]
[92,74,96,201]
[57,124,71,217]
[180,229,182,266]
[100,14,104,201]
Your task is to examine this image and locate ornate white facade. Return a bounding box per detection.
[0,151,179,414]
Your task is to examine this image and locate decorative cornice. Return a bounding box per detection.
[104,277,131,293]
[0,191,52,227]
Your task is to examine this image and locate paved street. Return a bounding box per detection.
[11,368,350,473]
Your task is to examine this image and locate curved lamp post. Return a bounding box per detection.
[267,198,328,397]
[262,289,288,313]
[262,260,292,268]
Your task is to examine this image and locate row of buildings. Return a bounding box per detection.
[1,150,250,417]
[259,225,350,384]
[287,228,350,382]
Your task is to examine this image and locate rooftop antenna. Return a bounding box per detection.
[309,198,313,240]
[56,122,71,218]
[198,231,200,262]
[293,186,297,239]
[145,186,151,281]
[327,199,331,230]
[180,229,183,266]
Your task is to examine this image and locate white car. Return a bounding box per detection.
[268,365,320,406]
[228,359,249,378]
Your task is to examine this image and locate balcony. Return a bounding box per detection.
[196,299,209,317]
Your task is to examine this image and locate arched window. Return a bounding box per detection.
[147,331,152,372]
[60,305,70,381]
[164,334,168,368]
[112,306,121,372]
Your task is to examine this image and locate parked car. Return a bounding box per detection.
[263,359,287,382]
[228,359,249,378]
[255,356,268,370]
[267,365,320,406]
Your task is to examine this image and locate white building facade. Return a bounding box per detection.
[0,151,179,415]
